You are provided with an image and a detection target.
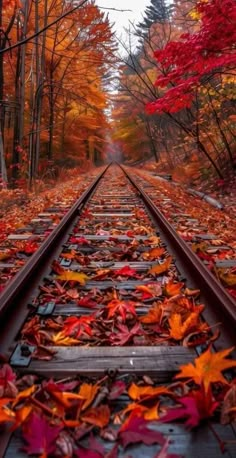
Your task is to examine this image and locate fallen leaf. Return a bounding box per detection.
[118,412,165,448]
[108,381,126,400]
[140,303,162,324]
[148,257,172,276]
[160,385,218,429]
[136,283,162,299]
[221,385,236,424]
[128,383,172,401]
[175,346,236,389]
[113,265,138,278]
[0,398,15,424]
[168,312,200,341]
[81,404,110,428]
[12,385,37,407]
[52,331,79,346]
[107,299,137,321]
[63,316,94,338]
[109,322,143,346]
[11,405,33,430]
[143,247,166,260]
[22,412,62,455]
[164,281,184,297]
[78,383,99,411]
[57,271,89,285]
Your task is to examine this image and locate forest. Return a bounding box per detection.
[0,0,235,189]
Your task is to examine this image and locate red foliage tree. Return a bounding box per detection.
[147,0,236,114]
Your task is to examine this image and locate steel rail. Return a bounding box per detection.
[0,165,109,322]
[120,165,236,330]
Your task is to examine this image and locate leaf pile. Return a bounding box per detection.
[0,170,100,293]
[131,169,236,298]
[1,346,236,456]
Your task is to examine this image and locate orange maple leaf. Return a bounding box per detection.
[175,347,236,389]
[0,398,15,424]
[81,404,110,428]
[78,383,99,411]
[128,383,172,401]
[148,257,172,276]
[122,401,160,421]
[164,280,184,297]
[168,312,201,341]
[140,303,162,324]
[142,247,165,260]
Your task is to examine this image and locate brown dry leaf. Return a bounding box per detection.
[191,242,207,253]
[216,269,236,286]
[221,385,236,424]
[0,251,12,261]
[148,257,172,276]
[184,287,200,297]
[147,236,161,245]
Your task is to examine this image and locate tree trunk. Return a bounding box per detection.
[48,78,54,160]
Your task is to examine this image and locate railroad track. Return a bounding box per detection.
[0,164,236,457]
[125,167,236,299]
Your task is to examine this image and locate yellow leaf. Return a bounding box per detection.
[57,271,89,285]
[52,331,79,346]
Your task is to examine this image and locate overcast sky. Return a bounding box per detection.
[97,0,150,39]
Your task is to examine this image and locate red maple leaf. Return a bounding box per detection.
[113,265,139,278]
[159,385,218,429]
[22,412,62,455]
[0,364,16,388]
[63,315,94,338]
[107,299,137,321]
[78,295,97,308]
[118,412,165,448]
[109,322,144,346]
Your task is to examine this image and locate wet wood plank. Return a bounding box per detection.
[26,346,195,379]
[5,423,236,457]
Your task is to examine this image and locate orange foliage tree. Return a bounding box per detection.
[0,0,116,187]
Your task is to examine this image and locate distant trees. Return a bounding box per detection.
[136,0,171,42]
